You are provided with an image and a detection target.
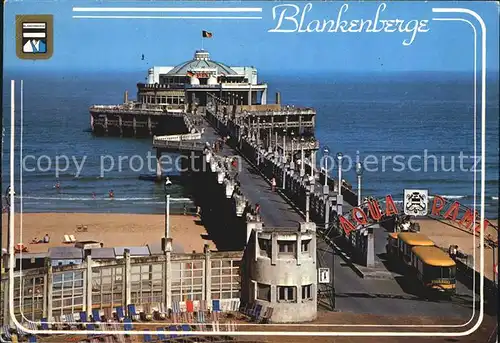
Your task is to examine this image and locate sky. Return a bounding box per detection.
[3,1,499,73]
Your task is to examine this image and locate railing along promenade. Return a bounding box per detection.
[201,106,366,248]
[1,246,242,323]
[90,105,185,117]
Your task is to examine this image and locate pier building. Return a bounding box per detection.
[242,222,318,323]
[90,50,269,137]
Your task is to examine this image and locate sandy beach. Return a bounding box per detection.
[2,213,497,281]
[417,218,498,281]
[1,213,216,254]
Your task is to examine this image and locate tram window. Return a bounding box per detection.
[450,266,456,278]
[442,268,450,278]
[424,266,441,280]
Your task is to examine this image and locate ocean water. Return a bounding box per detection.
[2,70,498,218]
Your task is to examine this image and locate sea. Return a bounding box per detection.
[1,69,499,218]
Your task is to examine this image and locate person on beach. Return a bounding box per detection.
[271,176,277,192]
[43,234,50,243]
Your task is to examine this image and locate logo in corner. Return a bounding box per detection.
[16,14,53,60]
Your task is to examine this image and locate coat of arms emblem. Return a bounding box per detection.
[404,189,429,216]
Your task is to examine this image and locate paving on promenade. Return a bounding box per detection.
[197,117,477,319]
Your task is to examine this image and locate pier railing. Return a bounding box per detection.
[90,105,184,117]
[154,132,202,142]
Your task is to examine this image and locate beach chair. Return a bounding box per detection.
[40,318,50,330]
[102,307,112,322]
[140,303,153,321]
[167,325,178,338]
[153,303,166,320]
[171,301,180,323]
[92,309,102,323]
[86,323,96,339]
[143,329,152,343]
[179,301,188,322]
[251,304,262,321]
[127,304,140,321]
[123,318,133,331]
[52,316,61,330]
[63,235,72,244]
[260,307,273,324]
[156,328,166,341]
[196,310,206,324]
[69,235,76,242]
[115,306,125,322]
[2,325,12,340]
[186,300,194,323]
[211,299,221,321]
[79,311,87,322]
[245,303,256,317]
[24,321,38,332]
[181,324,192,336]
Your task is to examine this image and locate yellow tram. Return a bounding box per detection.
[411,246,457,295]
[386,232,457,296]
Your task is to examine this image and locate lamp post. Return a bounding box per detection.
[337,152,343,196]
[282,129,287,189]
[355,162,363,206]
[164,177,172,239]
[275,131,278,153]
[323,146,330,187]
[300,137,305,177]
[282,129,287,163]
[268,122,272,151]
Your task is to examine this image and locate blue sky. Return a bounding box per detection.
[3,1,499,73]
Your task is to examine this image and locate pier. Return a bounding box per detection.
[145,100,490,323]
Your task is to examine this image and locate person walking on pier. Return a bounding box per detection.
[271,176,277,192]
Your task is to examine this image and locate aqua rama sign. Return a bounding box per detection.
[268,3,430,46]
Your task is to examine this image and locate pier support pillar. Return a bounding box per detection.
[104,115,109,135]
[124,249,131,307]
[133,117,137,136]
[86,255,93,318]
[156,150,162,181]
[46,258,53,321]
[204,245,211,304]
[118,115,123,136]
[148,116,152,136]
[366,227,375,268]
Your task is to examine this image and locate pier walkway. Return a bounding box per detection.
[193,113,475,318]
[148,108,477,318]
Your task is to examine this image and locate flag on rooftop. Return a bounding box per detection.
[202,30,213,38]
